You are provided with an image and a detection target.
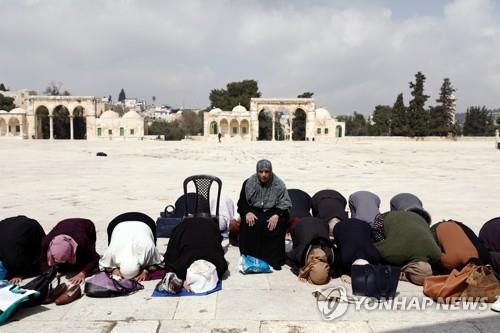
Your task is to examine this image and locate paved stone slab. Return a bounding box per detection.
[260,320,372,333]
[369,320,481,333]
[0,320,113,333]
[159,319,260,333]
[173,293,217,320]
[110,320,159,333]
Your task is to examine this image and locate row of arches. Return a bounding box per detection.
[35,105,87,139]
[209,119,250,138]
[0,117,22,136]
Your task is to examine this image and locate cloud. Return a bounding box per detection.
[1,0,499,114]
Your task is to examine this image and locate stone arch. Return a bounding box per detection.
[8,117,21,136]
[274,107,289,141]
[292,108,307,141]
[52,105,70,139]
[240,119,250,137]
[219,118,229,136]
[0,118,6,136]
[229,119,239,137]
[336,125,343,138]
[35,106,50,139]
[258,109,273,141]
[73,106,86,139]
[209,121,218,135]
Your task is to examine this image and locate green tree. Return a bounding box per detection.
[152,96,156,105]
[431,78,456,136]
[0,93,15,111]
[391,93,408,136]
[0,83,7,91]
[209,79,261,110]
[297,92,314,98]
[337,112,368,136]
[463,106,495,136]
[118,88,126,103]
[258,111,273,140]
[369,105,392,136]
[148,120,186,140]
[179,110,203,136]
[408,72,430,136]
[292,110,307,140]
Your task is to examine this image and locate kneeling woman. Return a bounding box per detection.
[162,216,228,293]
[41,218,99,284]
[287,217,335,285]
[99,212,163,281]
[237,159,292,269]
[0,216,46,283]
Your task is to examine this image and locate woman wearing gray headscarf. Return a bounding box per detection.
[237,159,292,269]
[348,191,381,226]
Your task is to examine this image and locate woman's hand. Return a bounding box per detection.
[267,214,279,231]
[9,276,22,284]
[340,274,352,284]
[68,272,86,285]
[134,270,148,282]
[183,280,192,292]
[245,212,258,226]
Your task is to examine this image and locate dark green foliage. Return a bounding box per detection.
[408,72,430,136]
[52,106,70,139]
[337,112,369,136]
[391,93,407,136]
[0,93,15,111]
[118,88,126,103]
[209,79,261,110]
[0,83,7,91]
[463,106,495,136]
[258,111,272,140]
[148,120,186,140]
[369,105,392,136]
[292,109,306,140]
[178,110,204,136]
[297,92,314,98]
[431,78,456,136]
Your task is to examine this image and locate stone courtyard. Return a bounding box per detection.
[1,138,499,332]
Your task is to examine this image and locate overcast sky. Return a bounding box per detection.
[1,0,499,115]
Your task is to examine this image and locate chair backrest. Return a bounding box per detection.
[183,175,222,218]
[288,188,312,218]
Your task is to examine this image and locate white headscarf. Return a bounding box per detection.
[210,194,237,232]
[99,221,163,277]
[185,260,218,293]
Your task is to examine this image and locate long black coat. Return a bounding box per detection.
[333,218,381,275]
[164,217,228,280]
[287,217,335,276]
[0,216,46,279]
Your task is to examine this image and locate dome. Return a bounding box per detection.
[123,110,142,120]
[232,105,247,114]
[99,110,120,119]
[0,110,8,114]
[10,108,26,114]
[315,108,332,121]
[208,108,222,115]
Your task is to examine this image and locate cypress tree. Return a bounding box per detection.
[408,72,430,136]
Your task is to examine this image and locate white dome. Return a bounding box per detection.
[100,110,120,119]
[315,108,332,121]
[208,108,222,115]
[232,105,247,114]
[10,108,26,114]
[0,110,8,114]
[123,110,142,120]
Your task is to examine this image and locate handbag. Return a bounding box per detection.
[20,266,58,307]
[238,255,272,274]
[0,282,40,325]
[84,272,144,298]
[423,263,474,303]
[156,205,182,238]
[460,265,500,303]
[351,264,400,300]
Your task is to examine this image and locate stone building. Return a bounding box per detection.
[0,90,145,140]
[203,98,345,141]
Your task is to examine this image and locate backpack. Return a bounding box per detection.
[20,266,58,307]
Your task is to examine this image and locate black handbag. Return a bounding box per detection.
[21,266,58,307]
[156,205,182,238]
[351,264,400,300]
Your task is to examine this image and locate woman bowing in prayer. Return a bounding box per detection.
[237,159,292,270]
[41,218,100,284]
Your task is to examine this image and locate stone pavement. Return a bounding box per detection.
[3,246,499,333]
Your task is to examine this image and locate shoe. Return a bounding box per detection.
[492,297,500,313]
[55,285,82,305]
[42,283,68,304]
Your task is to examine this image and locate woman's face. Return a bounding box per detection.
[257,169,271,184]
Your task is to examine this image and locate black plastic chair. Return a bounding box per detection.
[182,175,222,220]
[288,189,312,218]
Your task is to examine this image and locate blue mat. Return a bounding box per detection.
[152,280,222,297]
